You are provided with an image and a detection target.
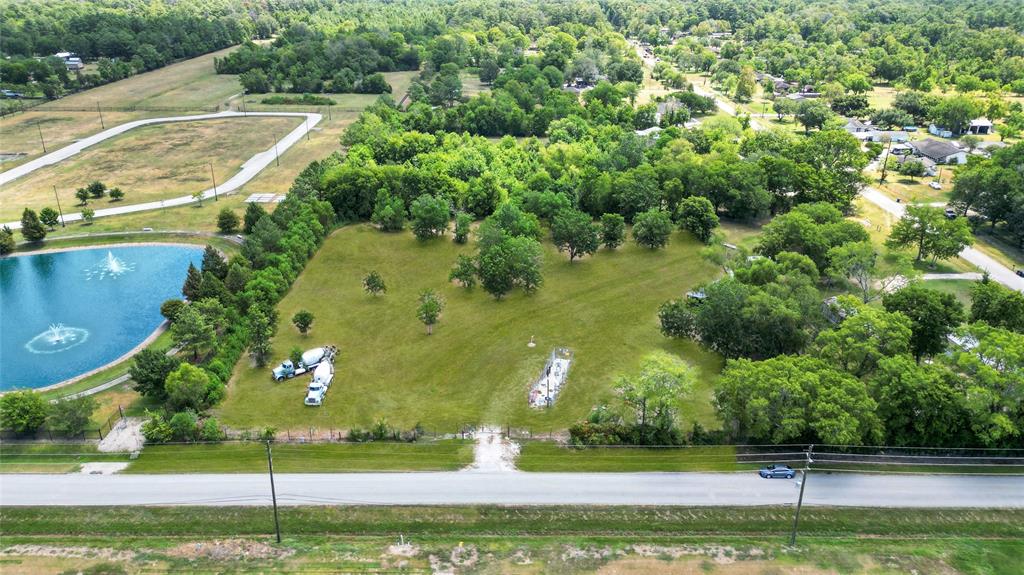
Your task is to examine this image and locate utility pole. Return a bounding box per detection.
[273,133,280,166]
[37,123,47,153]
[265,441,282,543]
[96,101,105,129]
[52,185,66,227]
[789,444,814,546]
[208,162,219,201]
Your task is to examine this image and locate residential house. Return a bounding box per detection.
[843,118,872,135]
[909,138,968,165]
[897,154,938,177]
[54,51,84,71]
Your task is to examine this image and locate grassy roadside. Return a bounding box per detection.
[517,443,740,472]
[123,440,474,473]
[14,230,238,255]
[0,444,131,473]
[3,505,1021,538]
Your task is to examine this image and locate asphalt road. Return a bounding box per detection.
[2,110,321,229]
[2,471,1022,507]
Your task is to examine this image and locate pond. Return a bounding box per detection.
[0,244,202,390]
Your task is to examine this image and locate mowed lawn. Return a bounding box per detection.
[125,440,473,473]
[1,116,301,221]
[219,224,723,432]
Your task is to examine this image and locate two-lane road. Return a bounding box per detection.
[2,471,1021,507]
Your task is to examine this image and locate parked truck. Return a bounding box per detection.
[271,346,336,381]
[304,361,335,406]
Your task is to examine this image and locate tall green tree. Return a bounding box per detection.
[292,309,315,335]
[371,189,406,231]
[632,209,673,249]
[675,196,718,244]
[600,213,626,249]
[47,396,97,437]
[550,208,598,262]
[883,284,965,362]
[170,306,215,360]
[19,208,46,242]
[615,351,694,427]
[130,349,181,400]
[409,194,449,239]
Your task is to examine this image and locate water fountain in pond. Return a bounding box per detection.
[25,323,90,354]
[85,250,134,280]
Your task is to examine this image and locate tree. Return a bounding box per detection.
[47,396,97,437]
[86,181,106,199]
[108,187,125,201]
[632,209,673,249]
[794,99,833,133]
[960,135,981,152]
[931,95,981,135]
[826,241,909,303]
[131,348,181,400]
[0,226,16,255]
[814,300,913,378]
[371,189,406,231]
[416,288,445,335]
[658,299,696,338]
[292,309,314,335]
[883,283,965,362]
[676,196,718,244]
[201,245,228,280]
[454,212,472,244]
[897,158,926,181]
[869,355,968,447]
[192,190,204,206]
[240,68,271,93]
[165,363,220,412]
[19,208,46,242]
[243,202,267,234]
[479,58,499,84]
[448,254,477,288]
[550,208,598,262]
[75,188,90,205]
[217,208,239,234]
[871,107,914,130]
[734,66,756,102]
[39,207,60,229]
[714,355,882,445]
[772,97,795,120]
[600,213,626,249]
[944,323,1024,446]
[363,270,386,296]
[248,307,274,367]
[409,194,449,239]
[81,207,95,224]
[170,305,215,360]
[970,277,1024,333]
[478,236,543,299]
[886,205,972,264]
[182,263,203,301]
[0,390,48,434]
[615,351,694,428]
[160,299,186,321]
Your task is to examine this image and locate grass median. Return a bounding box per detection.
[0,444,131,473]
[123,440,474,473]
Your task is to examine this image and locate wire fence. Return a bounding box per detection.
[0,404,124,441]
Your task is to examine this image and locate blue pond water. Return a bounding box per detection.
[0,245,202,390]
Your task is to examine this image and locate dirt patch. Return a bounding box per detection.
[166,539,294,561]
[596,557,838,575]
[79,462,130,474]
[630,544,765,564]
[1,544,135,562]
[465,427,520,472]
[98,417,145,453]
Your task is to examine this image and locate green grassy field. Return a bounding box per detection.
[1,116,302,222]
[2,506,1019,573]
[124,441,473,473]
[517,443,739,472]
[219,224,722,432]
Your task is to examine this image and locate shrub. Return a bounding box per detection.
[160,299,186,322]
[200,417,226,441]
[168,410,200,441]
[141,411,173,443]
[0,390,48,433]
[47,396,97,437]
[217,208,240,234]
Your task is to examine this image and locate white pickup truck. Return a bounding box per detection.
[304,361,335,406]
